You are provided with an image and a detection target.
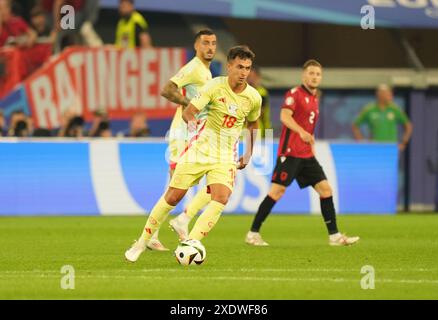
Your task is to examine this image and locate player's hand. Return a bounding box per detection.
[187,120,198,141]
[398,142,407,152]
[188,120,198,132]
[299,130,314,145]
[237,156,248,170]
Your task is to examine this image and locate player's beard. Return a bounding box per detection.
[203,51,214,61]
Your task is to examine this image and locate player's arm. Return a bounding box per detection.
[182,80,214,124]
[352,123,364,141]
[280,109,314,145]
[399,120,413,152]
[238,120,259,170]
[52,0,65,31]
[182,104,201,137]
[161,81,190,107]
[182,103,200,123]
[352,107,369,141]
[394,106,413,151]
[311,136,316,156]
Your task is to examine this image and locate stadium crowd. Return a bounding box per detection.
[0,0,155,138]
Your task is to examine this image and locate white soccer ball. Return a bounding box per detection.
[174,239,206,266]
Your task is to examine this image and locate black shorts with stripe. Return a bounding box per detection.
[271,156,327,189]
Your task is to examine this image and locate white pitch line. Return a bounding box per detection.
[1,268,438,274]
[1,274,438,285]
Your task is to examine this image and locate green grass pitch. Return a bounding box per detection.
[1,214,437,299]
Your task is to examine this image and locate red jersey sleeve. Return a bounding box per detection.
[281,88,298,112]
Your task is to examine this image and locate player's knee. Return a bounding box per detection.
[269,187,286,201]
[318,184,332,198]
[164,191,184,206]
[211,194,229,205]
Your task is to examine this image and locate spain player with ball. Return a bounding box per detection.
[125,45,261,263]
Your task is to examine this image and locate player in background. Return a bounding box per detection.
[245,59,360,247]
[125,45,261,262]
[139,29,217,251]
[247,65,271,138]
[164,29,219,243]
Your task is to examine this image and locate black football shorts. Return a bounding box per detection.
[271,156,327,189]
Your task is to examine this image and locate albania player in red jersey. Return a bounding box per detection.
[246,60,359,247]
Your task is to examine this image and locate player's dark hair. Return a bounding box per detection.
[303,59,322,70]
[65,116,84,137]
[227,45,255,63]
[194,29,215,42]
[14,120,28,137]
[30,5,44,17]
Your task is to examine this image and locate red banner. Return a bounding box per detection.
[24,46,186,129]
[0,48,27,99]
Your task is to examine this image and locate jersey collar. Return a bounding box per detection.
[301,84,316,96]
[120,12,133,22]
[226,76,249,95]
[194,56,211,73]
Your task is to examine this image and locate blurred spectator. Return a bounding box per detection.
[40,0,102,51]
[247,65,271,138]
[352,84,413,151]
[30,5,56,43]
[89,109,112,137]
[129,111,150,137]
[0,1,51,79]
[93,120,112,137]
[80,0,103,47]
[63,115,84,137]
[115,0,152,49]
[57,107,77,136]
[0,0,37,47]
[13,120,30,136]
[10,0,37,22]
[0,109,5,135]
[0,54,4,76]
[8,110,33,137]
[33,128,52,137]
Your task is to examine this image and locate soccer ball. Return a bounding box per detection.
[174,239,206,266]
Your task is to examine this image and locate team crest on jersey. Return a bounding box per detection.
[286,97,294,106]
[387,112,395,120]
[218,96,227,104]
[305,97,310,104]
[228,104,238,115]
